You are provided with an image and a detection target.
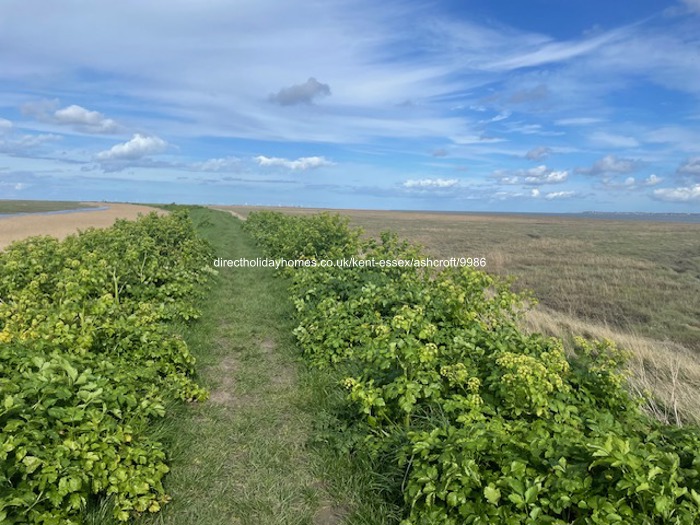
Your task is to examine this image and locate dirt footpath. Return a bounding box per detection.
[0,203,165,250]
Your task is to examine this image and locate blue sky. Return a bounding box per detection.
[1,0,699,212]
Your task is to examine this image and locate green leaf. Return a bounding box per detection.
[484,485,501,505]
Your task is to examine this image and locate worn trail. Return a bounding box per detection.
[137,209,339,525]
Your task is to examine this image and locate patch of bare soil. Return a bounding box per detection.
[0,202,166,250]
[209,355,239,406]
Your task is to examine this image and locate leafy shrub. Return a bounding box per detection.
[245,211,700,524]
[0,211,212,524]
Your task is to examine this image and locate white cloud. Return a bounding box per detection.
[488,29,627,71]
[21,100,120,134]
[254,155,334,170]
[191,157,240,172]
[578,154,639,175]
[590,131,640,148]
[451,135,507,145]
[96,133,168,160]
[555,117,605,126]
[268,77,331,106]
[499,176,520,185]
[677,157,700,176]
[530,188,540,198]
[653,184,700,202]
[525,146,552,161]
[0,118,12,131]
[495,165,568,185]
[0,133,61,153]
[53,104,120,133]
[488,111,511,122]
[403,178,459,189]
[644,174,662,186]
[524,166,568,184]
[682,0,700,14]
[544,190,576,200]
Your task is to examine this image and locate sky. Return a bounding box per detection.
[1,0,700,212]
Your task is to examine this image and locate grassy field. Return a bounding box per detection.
[218,206,700,425]
[0,199,97,214]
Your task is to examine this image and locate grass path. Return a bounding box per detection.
[137,208,345,525]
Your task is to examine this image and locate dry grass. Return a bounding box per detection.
[524,307,700,425]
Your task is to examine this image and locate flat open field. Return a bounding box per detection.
[0,202,166,251]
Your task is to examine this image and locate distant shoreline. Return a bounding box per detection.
[0,206,110,220]
[386,210,700,224]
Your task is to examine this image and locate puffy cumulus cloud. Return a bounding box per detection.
[525,146,552,161]
[494,165,568,185]
[577,154,640,175]
[268,77,331,106]
[653,184,700,202]
[530,188,540,198]
[403,178,459,189]
[22,100,120,133]
[644,174,662,186]
[53,104,120,133]
[523,165,568,184]
[544,190,576,200]
[254,155,334,170]
[677,157,700,177]
[96,134,168,161]
[603,174,663,190]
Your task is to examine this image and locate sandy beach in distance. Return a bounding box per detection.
[0,202,165,250]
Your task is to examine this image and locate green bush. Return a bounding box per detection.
[246,211,700,524]
[0,211,212,524]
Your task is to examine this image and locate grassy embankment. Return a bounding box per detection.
[217,206,700,425]
[110,207,398,525]
[0,200,97,214]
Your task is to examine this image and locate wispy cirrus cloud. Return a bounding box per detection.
[577,154,641,175]
[487,28,630,71]
[544,190,577,200]
[254,155,334,170]
[589,131,640,149]
[190,157,241,172]
[403,178,459,189]
[0,132,61,154]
